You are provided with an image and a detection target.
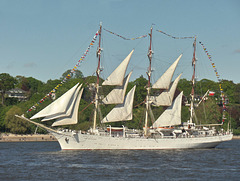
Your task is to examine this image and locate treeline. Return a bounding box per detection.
[0,71,240,135]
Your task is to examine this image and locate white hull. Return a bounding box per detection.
[51,131,233,150]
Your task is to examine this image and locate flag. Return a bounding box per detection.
[209,91,215,96]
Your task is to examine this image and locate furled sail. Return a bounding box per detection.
[101,85,136,123]
[150,73,182,106]
[152,91,183,128]
[30,83,81,120]
[52,87,83,126]
[102,71,132,104]
[41,84,83,121]
[102,50,134,86]
[152,54,182,89]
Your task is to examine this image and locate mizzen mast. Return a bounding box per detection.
[190,36,197,123]
[144,26,153,136]
[93,22,102,132]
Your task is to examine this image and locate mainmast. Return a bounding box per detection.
[93,22,102,132]
[190,36,197,123]
[144,26,153,136]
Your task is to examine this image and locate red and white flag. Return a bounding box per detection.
[209,91,215,96]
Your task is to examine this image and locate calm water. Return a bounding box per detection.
[0,140,239,181]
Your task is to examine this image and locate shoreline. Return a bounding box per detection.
[233,135,240,140]
[0,133,240,142]
[0,133,57,142]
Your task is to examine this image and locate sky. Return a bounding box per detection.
[1,0,240,84]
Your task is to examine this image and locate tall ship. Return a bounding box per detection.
[16,23,233,150]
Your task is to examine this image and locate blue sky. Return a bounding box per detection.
[1,0,240,84]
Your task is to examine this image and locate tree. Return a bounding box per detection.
[5,106,31,134]
[195,97,221,125]
[0,105,11,131]
[133,75,148,105]
[234,83,240,104]
[27,77,43,93]
[221,80,235,104]
[0,73,16,105]
[15,76,30,91]
[177,79,191,99]
[61,69,84,80]
[195,79,219,97]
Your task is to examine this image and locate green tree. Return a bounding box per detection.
[177,79,191,99]
[61,69,84,80]
[195,97,221,125]
[27,77,43,94]
[221,80,235,104]
[5,106,31,134]
[0,105,11,131]
[195,79,219,97]
[233,83,240,104]
[0,73,16,105]
[133,75,148,105]
[15,76,30,91]
[181,106,190,123]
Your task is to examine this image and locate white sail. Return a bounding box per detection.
[41,84,83,122]
[152,54,182,89]
[30,83,80,120]
[101,85,136,123]
[102,50,134,86]
[152,91,183,128]
[150,74,182,106]
[102,71,132,104]
[52,88,84,126]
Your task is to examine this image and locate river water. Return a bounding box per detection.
[0,140,239,181]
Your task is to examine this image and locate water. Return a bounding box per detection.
[0,140,239,181]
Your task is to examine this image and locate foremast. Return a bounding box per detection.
[144,26,153,136]
[190,36,197,123]
[93,23,102,132]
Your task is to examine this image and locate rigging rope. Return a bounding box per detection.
[103,28,147,40]
[199,41,227,123]
[27,31,99,113]
[156,30,194,39]
[79,101,94,115]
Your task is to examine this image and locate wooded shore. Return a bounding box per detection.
[233,135,240,140]
[0,133,57,142]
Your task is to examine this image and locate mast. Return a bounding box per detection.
[190,36,197,123]
[144,26,153,136]
[93,22,102,132]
